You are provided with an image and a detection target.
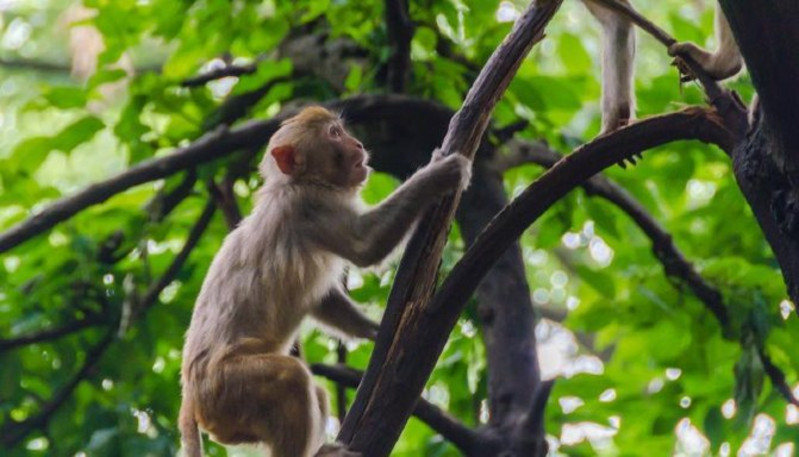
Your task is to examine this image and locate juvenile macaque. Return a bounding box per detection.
[178,106,471,457]
[583,0,744,134]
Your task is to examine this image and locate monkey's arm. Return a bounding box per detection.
[309,153,470,267]
[668,6,743,81]
[312,288,379,340]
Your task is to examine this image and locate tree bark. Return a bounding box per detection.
[720,0,799,303]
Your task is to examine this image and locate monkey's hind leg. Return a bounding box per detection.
[214,354,326,457]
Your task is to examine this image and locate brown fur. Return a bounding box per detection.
[179,106,470,457]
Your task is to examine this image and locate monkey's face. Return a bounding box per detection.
[314,121,370,188]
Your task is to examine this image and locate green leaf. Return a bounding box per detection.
[9,116,105,173]
[43,87,88,109]
[575,265,617,298]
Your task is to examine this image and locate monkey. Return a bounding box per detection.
[178,106,471,457]
[583,0,744,134]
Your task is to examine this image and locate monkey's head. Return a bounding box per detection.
[261,106,370,189]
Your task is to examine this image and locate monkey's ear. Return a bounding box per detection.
[271,145,297,175]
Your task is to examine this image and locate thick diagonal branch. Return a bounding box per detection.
[337,2,563,455]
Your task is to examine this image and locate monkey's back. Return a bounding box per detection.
[181,183,348,381]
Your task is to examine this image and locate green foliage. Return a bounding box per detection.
[0,0,794,456]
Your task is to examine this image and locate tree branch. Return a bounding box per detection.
[0,95,458,255]
[0,123,259,254]
[141,198,217,314]
[502,138,729,325]
[431,108,730,319]
[337,2,563,455]
[0,56,72,74]
[207,180,242,230]
[758,348,799,407]
[181,63,257,88]
[330,109,725,455]
[311,363,482,453]
[0,316,102,353]
[503,137,799,406]
[385,0,415,93]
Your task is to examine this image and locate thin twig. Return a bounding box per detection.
[182,63,257,88]
[141,198,217,313]
[0,316,102,353]
[759,348,799,407]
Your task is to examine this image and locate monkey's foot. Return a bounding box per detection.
[315,443,362,457]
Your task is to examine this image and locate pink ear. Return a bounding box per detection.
[271,145,296,175]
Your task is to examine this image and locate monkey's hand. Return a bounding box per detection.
[316,443,362,457]
[668,42,742,82]
[668,42,703,82]
[427,150,472,191]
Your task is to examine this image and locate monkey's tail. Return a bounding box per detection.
[179,397,203,457]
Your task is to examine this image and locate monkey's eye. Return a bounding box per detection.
[329,125,342,138]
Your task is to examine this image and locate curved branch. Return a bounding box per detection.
[503,138,729,325]
[311,363,483,453]
[505,137,799,406]
[432,109,730,316]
